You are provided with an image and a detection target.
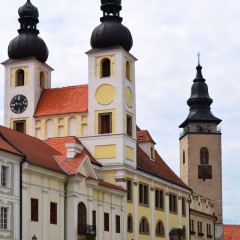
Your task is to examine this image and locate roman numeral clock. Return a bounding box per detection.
[10,95,28,114]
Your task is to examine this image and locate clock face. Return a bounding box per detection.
[10,95,28,114]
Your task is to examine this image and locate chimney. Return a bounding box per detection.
[65,142,83,159]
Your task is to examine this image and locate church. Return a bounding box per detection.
[0,0,223,239]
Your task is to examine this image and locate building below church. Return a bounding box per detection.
[0,0,223,240]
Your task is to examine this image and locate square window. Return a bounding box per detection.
[13,120,26,134]
[99,113,112,134]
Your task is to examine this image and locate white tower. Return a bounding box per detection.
[81,0,137,169]
[2,0,52,136]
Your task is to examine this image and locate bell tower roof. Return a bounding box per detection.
[7,0,49,63]
[179,56,221,128]
[90,0,133,52]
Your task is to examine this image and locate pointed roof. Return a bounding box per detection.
[179,63,221,128]
[0,136,23,156]
[0,126,65,173]
[35,85,88,117]
[137,130,156,144]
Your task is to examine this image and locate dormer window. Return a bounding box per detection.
[101,58,111,77]
[139,136,143,141]
[16,69,24,86]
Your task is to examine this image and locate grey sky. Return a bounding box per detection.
[0,0,239,223]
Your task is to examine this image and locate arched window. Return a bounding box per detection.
[78,202,87,235]
[200,147,209,164]
[183,150,185,164]
[126,60,131,80]
[101,58,111,77]
[16,69,24,86]
[139,217,149,234]
[127,214,133,232]
[40,71,46,89]
[156,220,165,237]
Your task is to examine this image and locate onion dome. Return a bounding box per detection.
[8,0,48,63]
[90,0,133,52]
[179,58,221,128]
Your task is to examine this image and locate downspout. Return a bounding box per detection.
[20,157,26,240]
[188,192,192,240]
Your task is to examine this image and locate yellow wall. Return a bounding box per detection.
[125,146,134,161]
[95,145,116,159]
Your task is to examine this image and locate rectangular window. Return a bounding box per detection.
[198,221,203,235]
[99,113,112,134]
[182,197,186,216]
[139,183,149,205]
[169,193,177,213]
[126,115,132,137]
[116,215,120,233]
[92,210,96,227]
[127,179,132,202]
[104,213,109,232]
[190,219,195,234]
[1,165,9,187]
[155,188,164,210]
[150,146,155,159]
[0,207,9,230]
[31,198,38,222]
[13,120,26,134]
[207,223,212,237]
[50,202,57,225]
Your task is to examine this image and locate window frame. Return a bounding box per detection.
[190,219,195,234]
[156,220,165,237]
[16,69,25,86]
[182,197,186,216]
[126,60,131,81]
[126,114,133,137]
[13,120,26,134]
[127,213,133,232]
[139,217,150,235]
[198,221,204,236]
[127,179,133,202]
[31,198,39,222]
[101,58,111,78]
[104,212,109,232]
[98,112,112,134]
[169,193,178,214]
[50,202,57,225]
[116,215,120,233]
[139,183,149,206]
[200,147,209,164]
[155,188,164,210]
[0,165,10,188]
[0,206,10,230]
[92,210,96,227]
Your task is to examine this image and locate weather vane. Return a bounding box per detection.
[197,52,201,65]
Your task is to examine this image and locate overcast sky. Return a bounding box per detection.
[0,0,240,224]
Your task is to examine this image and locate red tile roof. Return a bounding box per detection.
[99,180,126,192]
[45,137,101,174]
[0,126,65,173]
[224,225,240,240]
[0,136,23,156]
[137,130,156,144]
[35,85,88,117]
[137,145,188,188]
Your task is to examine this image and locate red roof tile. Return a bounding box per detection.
[45,137,101,174]
[35,85,88,117]
[137,130,156,144]
[137,145,188,188]
[224,225,240,240]
[0,136,23,156]
[0,126,65,173]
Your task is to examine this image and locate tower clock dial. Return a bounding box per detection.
[10,95,28,114]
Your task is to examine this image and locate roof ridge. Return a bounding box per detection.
[43,84,88,91]
[0,134,24,156]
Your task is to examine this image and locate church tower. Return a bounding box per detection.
[179,59,223,239]
[81,0,137,168]
[2,0,52,136]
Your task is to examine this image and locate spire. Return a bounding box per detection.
[101,0,122,22]
[179,57,221,128]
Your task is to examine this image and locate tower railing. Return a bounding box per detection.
[180,126,221,138]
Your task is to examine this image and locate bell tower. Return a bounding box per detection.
[2,0,52,136]
[179,58,223,239]
[81,0,137,169]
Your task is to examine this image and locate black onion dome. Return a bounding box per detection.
[18,0,39,18]
[8,0,48,63]
[90,0,133,52]
[179,63,221,128]
[8,33,48,63]
[91,21,133,52]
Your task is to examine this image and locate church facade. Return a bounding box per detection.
[0,0,222,240]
